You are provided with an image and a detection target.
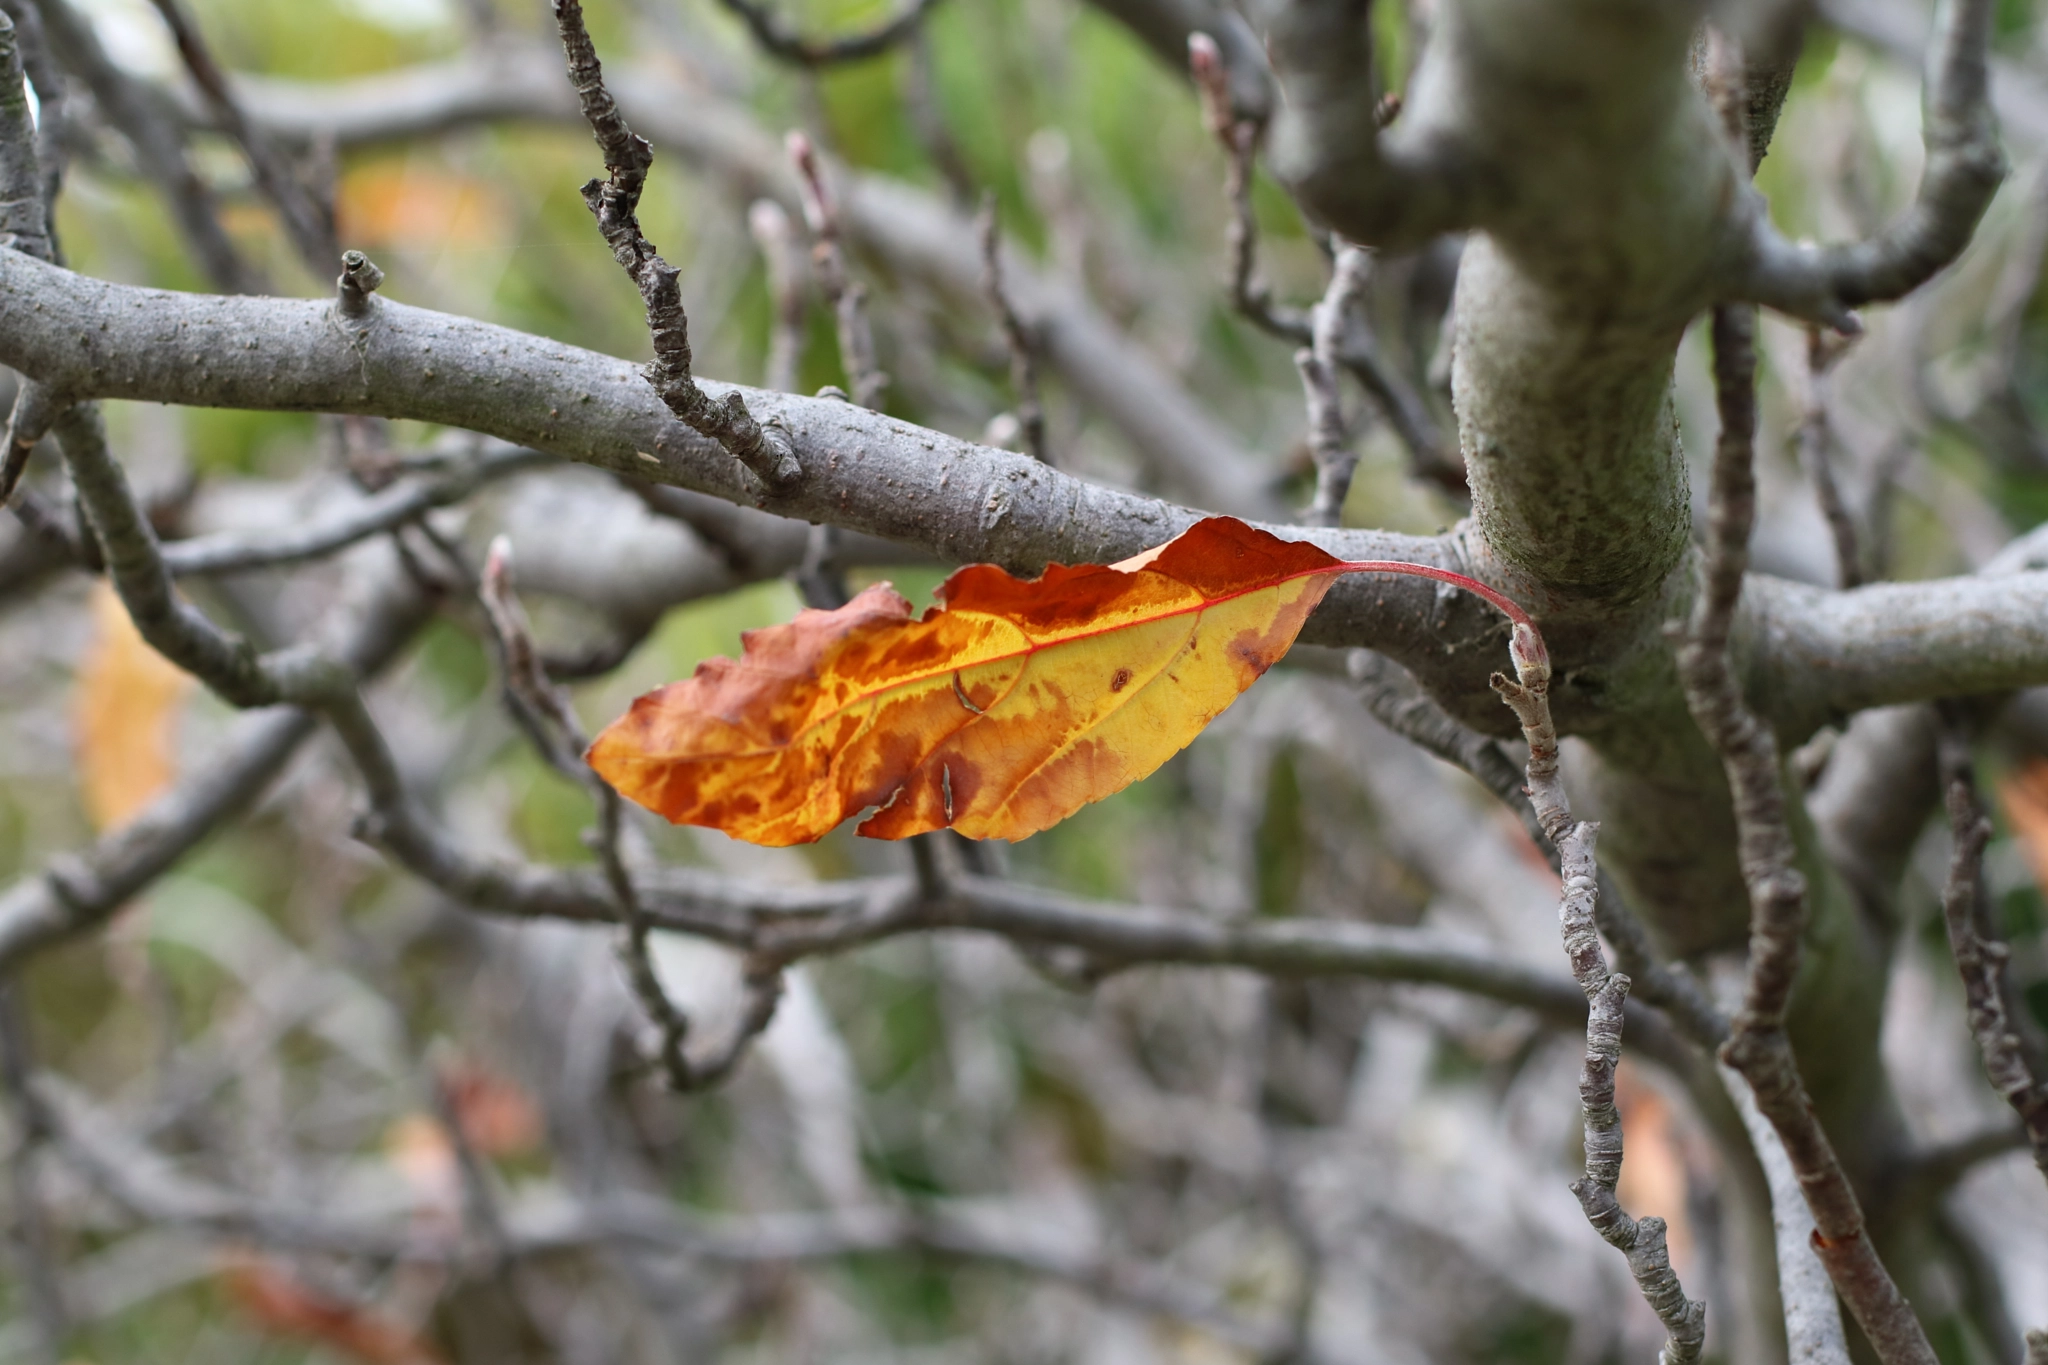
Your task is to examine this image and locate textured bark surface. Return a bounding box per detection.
[2,0,2042,1357]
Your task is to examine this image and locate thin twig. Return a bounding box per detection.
[1486,625,1708,1363]
[1799,326,1863,589]
[1742,0,2004,324]
[713,0,945,69]
[1297,243,1372,526]
[1189,33,1460,494]
[1189,33,1300,340]
[550,0,799,488]
[0,10,52,266]
[146,0,338,275]
[1722,1065,1853,1365]
[1935,714,2048,1182]
[31,0,259,291]
[977,191,1048,464]
[788,130,887,411]
[1678,303,1938,1365]
[0,0,67,261]
[1348,650,1729,1048]
[477,538,784,1091]
[746,199,808,395]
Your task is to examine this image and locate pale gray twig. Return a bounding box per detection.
[1489,619,1708,1363]
[33,0,259,292]
[478,537,785,1092]
[1798,327,1862,589]
[788,130,887,411]
[1297,243,1372,526]
[0,0,67,258]
[1742,0,2004,324]
[1722,1066,1852,1365]
[146,0,337,275]
[0,12,51,266]
[746,198,807,395]
[977,191,1048,465]
[1348,649,1729,1049]
[713,0,945,68]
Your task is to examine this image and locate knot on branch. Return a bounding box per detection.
[335,250,385,318]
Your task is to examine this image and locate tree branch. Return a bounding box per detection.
[33,0,259,292]
[1935,717,2048,1181]
[145,0,337,275]
[220,44,1285,517]
[1723,1067,1854,1365]
[1680,304,1936,1365]
[1741,0,2005,321]
[550,0,799,489]
[712,0,944,68]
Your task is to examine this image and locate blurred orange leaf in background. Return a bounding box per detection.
[73,582,192,829]
[588,518,1360,845]
[440,1058,543,1157]
[1997,759,2048,894]
[220,1258,445,1365]
[337,163,509,250]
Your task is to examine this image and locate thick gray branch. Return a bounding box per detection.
[219,47,1284,518]
[0,248,1464,658]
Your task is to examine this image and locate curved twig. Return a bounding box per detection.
[713,0,945,69]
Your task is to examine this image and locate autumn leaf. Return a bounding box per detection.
[73,581,192,830]
[1997,759,2048,894]
[588,517,1532,845]
[336,161,509,250]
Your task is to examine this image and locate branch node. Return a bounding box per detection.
[336,249,385,318]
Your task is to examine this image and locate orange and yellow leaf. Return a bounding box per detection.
[73,581,192,830]
[588,517,1528,846]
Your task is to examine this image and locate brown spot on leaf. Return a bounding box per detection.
[1110,667,1133,692]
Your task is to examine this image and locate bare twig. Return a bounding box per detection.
[1190,32,1459,494]
[550,0,799,487]
[32,1070,1302,1359]
[746,199,808,395]
[1723,1066,1853,1365]
[1679,304,1938,1365]
[1297,243,1372,526]
[478,537,784,1092]
[977,192,1048,464]
[788,130,886,411]
[1488,625,1708,1363]
[0,14,58,514]
[0,11,52,267]
[1935,716,2048,1181]
[713,0,945,69]
[1347,649,1729,1048]
[1189,33,1299,338]
[0,0,67,258]
[33,0,259,292]
[146,0,338,275]
[1798,326,1862,589]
